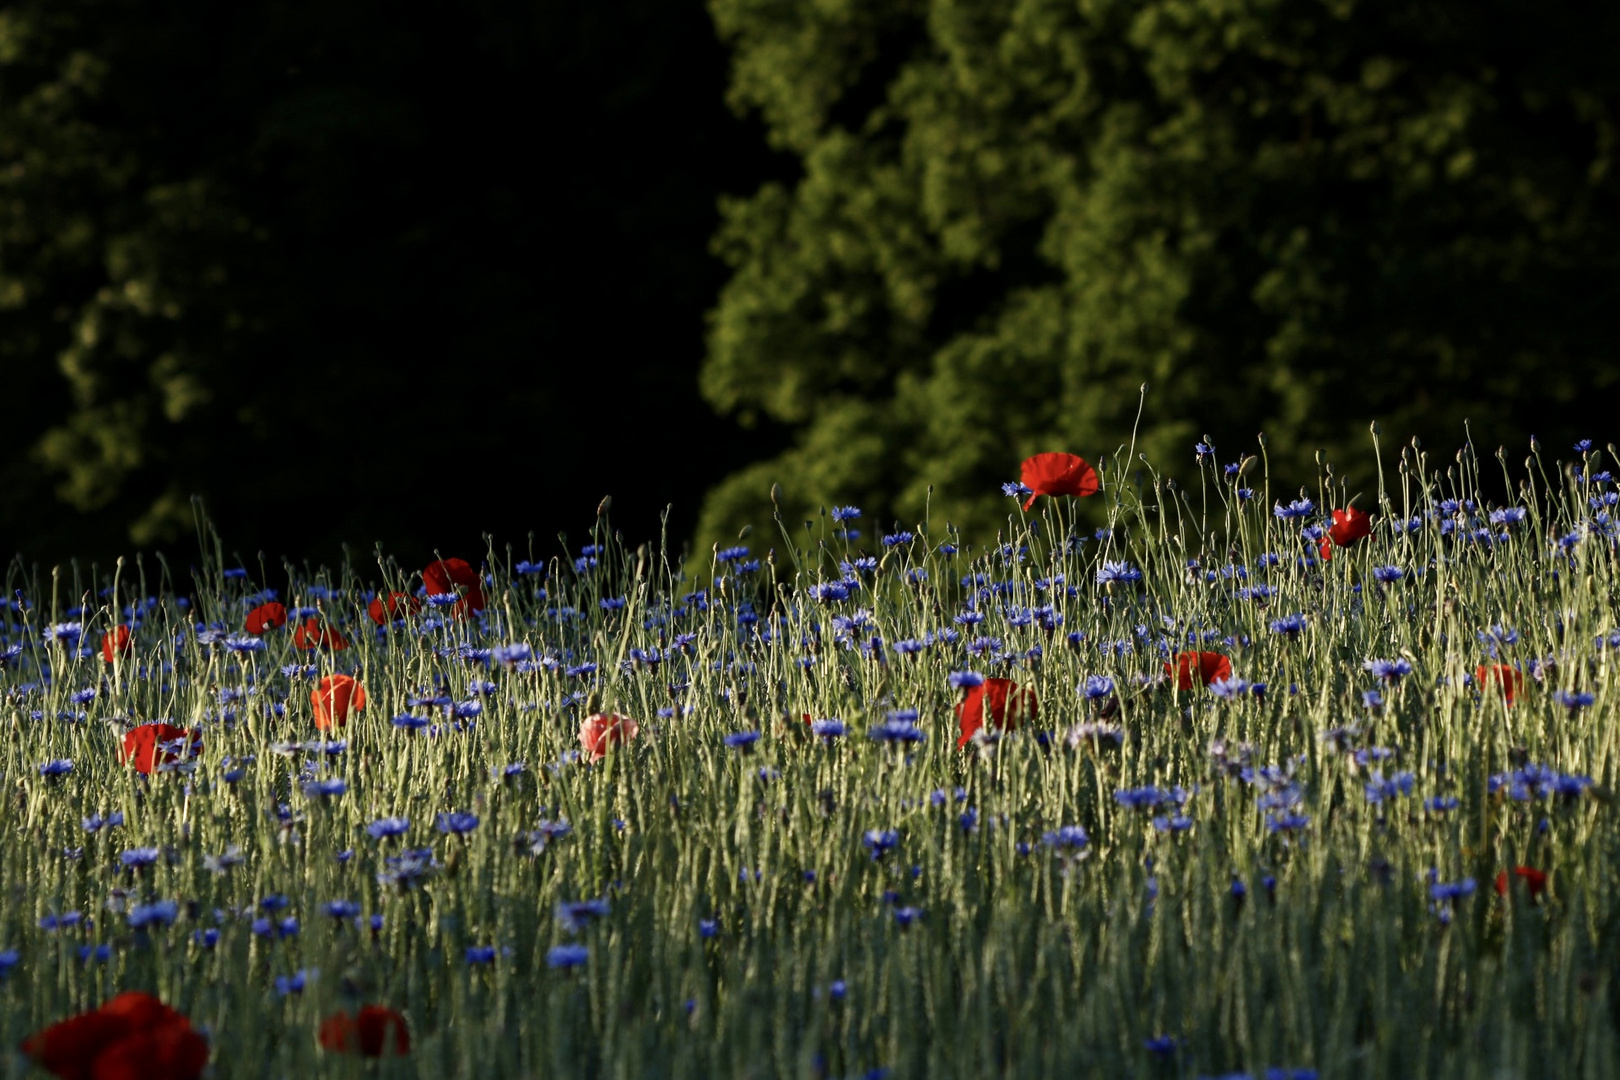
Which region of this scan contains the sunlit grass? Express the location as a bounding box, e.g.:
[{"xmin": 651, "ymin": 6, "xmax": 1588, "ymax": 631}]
[{"xmin": 2, "ymin": 434, "xmax": 1619, "ymax": 1079}]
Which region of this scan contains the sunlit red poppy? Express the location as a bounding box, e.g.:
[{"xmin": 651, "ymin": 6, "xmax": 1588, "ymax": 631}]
[
  {"xmin": 1476, "ymin": 664, "xmax": 1524, "ymax": 705},
  {"xmin": 1165, "ymin": 651, "xmax": 1232, "ymax": 690},
  {"xmin": 312, "ymin": 674, "xmax": 366, "ymax": 731},
  {"xmin": 293, "ymin": 617, "xmax": 349, "ymax": 652},
  {"xmin": 423, "ymin": 557, "xmax": 487, "ymax": 619},
  {"xmin": 22, "ymin": 991, "xmax": 208, "ymax": 1080},
  {"xmin": 101, "ymin": 625, "xmax": 133, "ymax": 663},
  {"xmin": 367, "ymin": 591, "xmax": 421, "ymax": 626},
  {"xmin": 1494, "ymin": 865, "xmax": 1547, "ymax": 900},
  {"xmin": 120, "ymin": 723, "xmax": 200, "ymax": 775},
  {"xmin": 1019, "ymin": 453, "xmax": 1100, "ymax": 512},
  {"xmin": 578, "ymin": 713, "xmax": 639, "ymax": 762},
  {"xmin": 956, "ymin": 678, "xmax": 1038, "ymax": 747},
  {"xmin": 244, "ymin": 602, "xmax": 288, "ymax": 636},
  {"xmin": 1317, "ymin": 508, "xmax": 1373, "ymax": 560},
  {"xmin": 318, "ymin": 1005, "xmax": 410, "ymax": 1057}
]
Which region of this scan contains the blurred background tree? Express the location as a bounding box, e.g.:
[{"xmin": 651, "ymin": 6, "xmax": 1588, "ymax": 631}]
[
  {"xmin": 697, "ymin": 0, "xmax": 1620, "ymax": 550},
  {"xmin": 2, "ymin": 0, "xmax": 1618, "ymax": 570},
  {"xmin": 0, "ymin": 0, "xmax": 787, "ymax": 569}
]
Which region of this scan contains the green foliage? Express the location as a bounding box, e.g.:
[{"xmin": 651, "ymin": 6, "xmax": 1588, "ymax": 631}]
[
  {"xmin": 700, "ymin": 0, "xmax": 1620, "ymax": 550},
  {"xmin": 0, "ymin": 0, "xmax": 767, "ymax": 563}
]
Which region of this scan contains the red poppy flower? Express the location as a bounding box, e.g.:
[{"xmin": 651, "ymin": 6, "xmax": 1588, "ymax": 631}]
[
  {"xmin": 101, "ymin": 625, "xmax": 134, "ymax": 663},
  {"xmin": 578, "ymin": 713, "xmax": 639, "ymax": 761},
  {"xmin": 22, "ymin": 991, "xmax": 208, "ymax": 1080},
  {"xmin": 367, "ymin": 591, "xmax": 421, "ymax": 626},
  {"xmin": 1476, "ymin": 664, "xmax": 1524, "ymax": 705},
  {"xmin": 244, "ymin": 602, "xmax": 288, "ymax": 636},
  {"xmin": 1165, "ymin": 651, "xmax": 1232, "ymax": 690},
  {"xmin": 1494, "ymin": 865, "xmax": 1548, "ymax": 899},
  {"xmin": 293, "ymin": 618, "xmax": 349, "ymax": 652},
  {"xmin": 1317, "ymin": 508, "xmax": 1373, "ymax": 560},
  {"xmin": 423, "ymin": 558, "xmax": 487, "ymax": 618},
  {"xmin": 120, "ymin": 723, "xmax": 200, "ymax": 775},
  {"xmin": 318, "ymin": 1005, "xmax": 411, "ymax": 1057},
  {"xmin": 312, "ymin": 674, "xmax": 366, "ymax": 731},
  {"xmin": 1018, "ymin": 453, "xmax": 1100, "ymax": 512},
  {"xmin": 956, "ymin": 678, "xmax": 1038, "ymax": 747}
]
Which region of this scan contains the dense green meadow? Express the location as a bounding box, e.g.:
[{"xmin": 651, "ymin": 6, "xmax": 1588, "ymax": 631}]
[{"xmin": 3, "ymin": 438, "xmax": 1620, "ymax": 1079}]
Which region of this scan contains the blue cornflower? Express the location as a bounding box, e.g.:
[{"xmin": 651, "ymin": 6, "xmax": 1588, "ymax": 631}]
[
  {"xmin": 39, "ymin": 912, "xmax": 83, "ymax": 931},
  {"xmin": 273, "ymin": 970, "xmax": 312, "ymax": 996},
  {"xmin": 37, "ymin": 759, "xmax": 73, "ymax": 777},
  {"xmin": 1490, "ymin": 507, "xmax": 1528, "ymax": 526},
  {"xmin": 948, "ymin": 670, "xmax": 985, "ymax": 689},
  {"xmin": 1556, "ymin": 691, "xmax": 1595, "ymax": 710},
  {"xmin": 491, "ymin": 642, "xmax": 533, "ymax": 666},
  {"xmin": 1371, "ymin": 565, "xmax": 1404, "ymax": 584},
  {"xmin": 547, "ymin": 944, "xmax": 590, "ymax": 969},
  {"xmin": 1096, "ymin": 561, "xmax": 1143, "ymax": 585},
  {"xmin": 555, "ymin": 898, "xmax": 611, "ymax": 934},
  {"xmin": 716, "ymin": 545, "xmax": 750, "ymax": 562},
  {"xmin": 1273, "ymin": 498, "xmax": 1316, "ymax": 520},
  {"xmin": 1144, "ymin": 1035, "xmax": 1178, "ymax": 1058},
  {"xmin": 1269, "ymin": 613, "xmax": 1308, "ymax": 637},
  {"xmin": 323, "ymin": 900, "xmax": 361, "ymax": 919},
  {"xmin": 1266, "ymin": 813, "xmax": 1310, "ymax": 832},
  {"xmin": 466, "ymin": 946, "xmax": 498, "ymax": 965},
  {"xmin": 1363, "ymin": 772, "xmax": 1415, "ymax": 804},
  {"xmin": 1002, "ymin": 481, "xmax": 1035, "ymax": 499},
  {"xmin": 881, "ymin": 531, "xmax": 914, "ymax": 546},
  {"xmin": 367, "ymin": 817, "xmax": 411, "ymax": 840},
  {"xmin": 892, "ymin": 906, "xmax": 924, "ymax": 928},
  {"xmin": 1041, "ymin": 825, "xmax": 1089, "ymax": 852},
  {"xmin": 1208, "ymin": 676, "xmax": 1259, "ymax": 700},
  {"xmin": 392, "ymin": 714, "xmax": 431, "ymax": 731},
  {"xmin": 302, "ymin": 778, "xmax": 347, "ymax": 799},
  {"xmin": 436, "ymin": 812, "xmax": 479, "ymax": 835},
  {"xmin": 1425, "ymin": 796, "xmax": 1460, "ymax": 813},
  {"xmin": 868, "ymin": 718, "xmax": 925, "ymax": 744},
  {"xmin": 1429, "ymin": 878, "xmax": 1477, "ymax": 901},
  {"xmin": 1364, "ymin": 658, "xmax": 1412, "ymax": 681},
  {"xmin": 699, "ymin": 918, "xmax": 719, "ymax": 939},
  {"xmin": 127, "ymin": 900, "xmax": 178, "ymax": 929},
  {"xmin": 1362, "ymin": 689, "xmax": 1385, "ymax": 710},
  {"xmin": 82, "ymin": 811, "xmax": 124, "ymax": 832},
  {"xmin": 863, "ymin": 830, "xmax": 900, "ymax": 859},
  {"xmin": 811, "ymin": 719, "xmax": 846, "ymax": 741},
  {"xmin": 120, "ymin": 847, "xmax": 160, "ymax": 869},
  {"xmin": 830, "ymin": 506, "xmax": 862, "ymax": 522},
  {"xmin": 723, "ymin": 731, "xmax": 761, "ymax": 751},
  {"xmin": 1079, "ymin": 675, "xmax": 1115, "ymax": 700}
]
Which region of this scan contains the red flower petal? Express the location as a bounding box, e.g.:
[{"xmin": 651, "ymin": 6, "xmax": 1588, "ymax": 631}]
[
  {"xmin": 244, "ymin": 603, "xmax": 288, "ymax": 636},
  {"xmin": 312, "ymin": 675, "xmax": 366, "ymax": 731},
  {"xmin": 120, "ymin": 724, "xmax": 200, "ymax": 776},
  {"xmin": 1476, "ymin": 663, "xmax": 1523, "ymax": 705},
  {"xmin": 293, "ymin": 618, "xmax": 349, "ymax": 652},
  {"xmin": 367, "ymin": 592, "xmax": 421, "ymax": 626},
  {"xmin": 1164, "ymin": 652, "xmax": 1232, "ymax": 690},
  {"xmin": 319, "ymin": 1006, "xmax": 410, "ymax": 1057},
  {"xmin": 956, "ymin": 678, "xmax": 1038, "ymax": 748},
  {"xmin": 23, "ymin": 993, "xmax": 204, "ymax": 1080},
  {"xmin": 423, "ymin": 557, "xmax": 479, "ymax": 596},
  {"xmin": 101, "ymin": 626, "xmax": 133, "ymax": 663},
  {"xmin": 1018, "ymin": 453, "xmax": 1099, "ymax": 512},
  {"xmin": 578, "ymin": 713, "xmax": 639, "ymax": 761},
  {"xmin": 1319, "ymin": 508, "xmax": 1373, "ymax": 560}
]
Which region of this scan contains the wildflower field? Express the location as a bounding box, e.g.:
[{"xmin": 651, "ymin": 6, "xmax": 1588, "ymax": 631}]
[{"xmin": 4, "ymin": 438, "xmax": 1620, "ymax": 1080}]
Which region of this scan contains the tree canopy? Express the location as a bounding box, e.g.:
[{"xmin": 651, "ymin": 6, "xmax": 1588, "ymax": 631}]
[
  {"xmin": 0, "ymin": 0, "xmax": 780, "ymax": 566},
  {"xmin": 699, "ymin": 0, "xmax": 1620, "ymax": 547}
]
